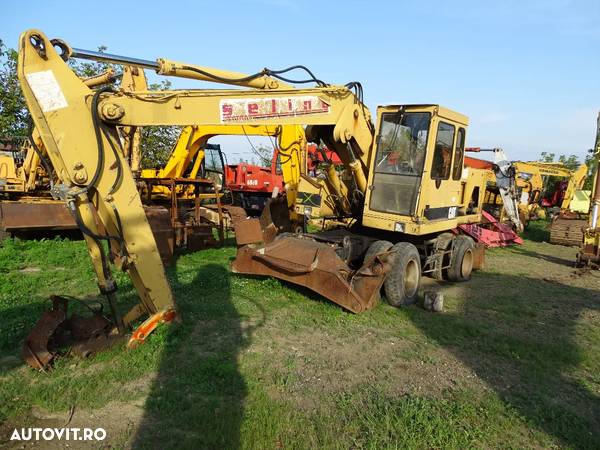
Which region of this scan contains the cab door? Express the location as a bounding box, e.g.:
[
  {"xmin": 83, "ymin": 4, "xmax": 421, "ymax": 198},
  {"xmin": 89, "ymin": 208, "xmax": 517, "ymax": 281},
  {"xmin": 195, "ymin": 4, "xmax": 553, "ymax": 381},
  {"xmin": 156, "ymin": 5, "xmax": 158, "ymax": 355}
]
[{"xmin": 417, "ymin": 118, "xmax": 466, "ymax": 220}]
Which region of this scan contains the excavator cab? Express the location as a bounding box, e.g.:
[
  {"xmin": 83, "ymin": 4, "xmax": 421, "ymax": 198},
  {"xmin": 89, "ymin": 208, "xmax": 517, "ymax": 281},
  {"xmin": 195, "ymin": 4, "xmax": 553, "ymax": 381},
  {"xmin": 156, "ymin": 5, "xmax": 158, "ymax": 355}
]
[
  {"xmin": 197, "ymin": 143, "xmax": 226, "ymax": 189},
  {"xmin": 363, "ymin": 105, "xmax": 483, "ymax": 235}
]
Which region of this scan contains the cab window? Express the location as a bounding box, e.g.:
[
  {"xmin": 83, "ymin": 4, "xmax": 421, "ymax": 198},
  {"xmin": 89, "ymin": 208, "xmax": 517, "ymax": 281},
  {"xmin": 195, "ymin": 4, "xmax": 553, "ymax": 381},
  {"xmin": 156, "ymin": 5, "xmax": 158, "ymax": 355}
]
[
  {"xmin": 431, "ymin": 121, "xmax": 455, "ymax": 180},
  {"xmin": 452, "ymin": 127, "xmax": 465, "ymax": 180},
  {"xmin": 374, "ymin": 112, "xmax": 430, "ymax": 175}
]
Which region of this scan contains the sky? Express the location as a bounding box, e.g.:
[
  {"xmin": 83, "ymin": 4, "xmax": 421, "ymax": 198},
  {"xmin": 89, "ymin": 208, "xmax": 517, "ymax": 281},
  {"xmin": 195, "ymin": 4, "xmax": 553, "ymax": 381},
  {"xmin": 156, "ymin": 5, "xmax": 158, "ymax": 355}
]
[{"xmin": 2, "ymin": 0, "xmax": 599, "ymax": 163}]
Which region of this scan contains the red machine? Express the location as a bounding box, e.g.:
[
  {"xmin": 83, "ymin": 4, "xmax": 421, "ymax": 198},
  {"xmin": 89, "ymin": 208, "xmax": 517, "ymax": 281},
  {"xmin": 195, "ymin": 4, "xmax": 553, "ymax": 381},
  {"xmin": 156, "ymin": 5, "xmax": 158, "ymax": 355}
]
[
  {"xmin": 225, "ymin": 153, "xmax": 284, "ymax": 215},
  {"xmin": 224, "ymin": 144, "xmax": 341, "ymax": 215},
  {"xmin": 307, "ymin": 143, "xmax": 342, "ymax": 174}
]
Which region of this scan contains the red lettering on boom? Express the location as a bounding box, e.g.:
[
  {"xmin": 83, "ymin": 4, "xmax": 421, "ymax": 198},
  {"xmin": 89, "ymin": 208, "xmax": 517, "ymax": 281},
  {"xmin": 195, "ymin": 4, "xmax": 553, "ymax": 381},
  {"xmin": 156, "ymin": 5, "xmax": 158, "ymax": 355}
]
[{"xmin": 222, "ymin": 104, "xmax": 233, "ymax": 118}]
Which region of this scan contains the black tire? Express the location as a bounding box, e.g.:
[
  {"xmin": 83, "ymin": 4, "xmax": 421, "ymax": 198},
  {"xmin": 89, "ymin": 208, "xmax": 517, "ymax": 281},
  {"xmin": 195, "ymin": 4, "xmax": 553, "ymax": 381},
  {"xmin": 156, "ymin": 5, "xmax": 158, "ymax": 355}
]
[
  {"xmin": 293, "ymin": 216, "xmax": 307, "ymax": 234},
  {"xmin": 363, "ymin": 240, "xmax": 393, "ymax": 264},
  {"xmin": 384, "ymin": 242, "xmax": 421, "ymax": 307},
  {"xmin": 363, "ymin": 240, "xmax": 393, "ymax": 303},
  {"xmin": 446, "ymin": 235, "xmax": 475, "ymax": 282}
]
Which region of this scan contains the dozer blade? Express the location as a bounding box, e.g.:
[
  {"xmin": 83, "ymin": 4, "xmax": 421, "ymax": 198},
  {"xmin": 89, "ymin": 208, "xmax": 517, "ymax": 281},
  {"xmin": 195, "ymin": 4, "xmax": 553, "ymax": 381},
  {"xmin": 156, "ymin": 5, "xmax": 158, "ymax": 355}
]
[{"xmin": 232, "ymin": 235, "xmax": 392, "ymax": 313}]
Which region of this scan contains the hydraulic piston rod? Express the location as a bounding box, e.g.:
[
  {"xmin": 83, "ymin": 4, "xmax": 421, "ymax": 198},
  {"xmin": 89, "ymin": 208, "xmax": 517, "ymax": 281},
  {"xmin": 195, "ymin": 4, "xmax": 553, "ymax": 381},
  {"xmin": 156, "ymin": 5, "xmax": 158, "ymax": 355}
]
[
  {"xmin": 71, "ymin": 48, "xmax": 159, "ymax": 70},
  {"xmin": 70, "ymin": 48, "xmax": 290, "ymax": 90}
]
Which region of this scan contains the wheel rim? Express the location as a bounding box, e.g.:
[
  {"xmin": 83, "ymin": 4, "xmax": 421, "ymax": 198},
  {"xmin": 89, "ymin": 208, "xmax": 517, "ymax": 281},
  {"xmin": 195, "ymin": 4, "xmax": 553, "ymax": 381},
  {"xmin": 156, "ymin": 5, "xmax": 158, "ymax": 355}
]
[
  {"xmin": 461, "ymin": 248, "xmax": 473, "ymax": 277},
  {"xmin": 404, "ymin": 259, "xmax": 419, "ymax": 297}
]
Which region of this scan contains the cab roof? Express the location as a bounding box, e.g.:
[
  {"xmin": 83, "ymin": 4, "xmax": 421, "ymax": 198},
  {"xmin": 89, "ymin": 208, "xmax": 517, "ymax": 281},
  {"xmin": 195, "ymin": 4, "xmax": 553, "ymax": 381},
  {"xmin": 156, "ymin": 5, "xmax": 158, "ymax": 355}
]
[{"xmin": 378, "ymin": 104, "xmax": 469, "ymax": 126}]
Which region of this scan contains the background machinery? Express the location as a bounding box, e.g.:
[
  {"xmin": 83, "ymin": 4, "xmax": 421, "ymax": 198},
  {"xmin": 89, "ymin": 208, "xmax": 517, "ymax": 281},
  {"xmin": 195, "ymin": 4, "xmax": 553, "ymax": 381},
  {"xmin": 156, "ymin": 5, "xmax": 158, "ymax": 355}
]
[
  {"xmin": 224, "ymin": 143, "xmax": 340, "ymax": 216},
  {"xmin": 512, "ymin": 161, "xmax": 589, "ymax": 245},
  {"xmin": 578, "ymin": 112, "xmax": 600, "ymax": 268},
  {"xmin": 0, "ymin": 134, "xmax": 77, "ymax": 237}
]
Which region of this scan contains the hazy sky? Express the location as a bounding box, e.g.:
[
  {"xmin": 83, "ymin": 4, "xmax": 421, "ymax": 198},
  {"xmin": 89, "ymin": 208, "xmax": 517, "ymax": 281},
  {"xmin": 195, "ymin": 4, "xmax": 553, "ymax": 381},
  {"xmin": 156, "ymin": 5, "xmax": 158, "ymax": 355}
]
[{"xmin": 2, "ymin": 0, "xmax": 599, "ymax": 163}]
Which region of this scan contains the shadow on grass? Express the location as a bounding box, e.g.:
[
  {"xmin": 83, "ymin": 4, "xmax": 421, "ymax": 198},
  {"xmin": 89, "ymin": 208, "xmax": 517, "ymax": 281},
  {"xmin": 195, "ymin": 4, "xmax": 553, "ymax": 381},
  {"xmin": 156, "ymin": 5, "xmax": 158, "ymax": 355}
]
[
  {"xmin": 408, "ymin": 271, "xmax": 600, "ymax": 449},
  {"xmin": 133, "ymin": 263, "xmax": 259, "ymax": 449},
  {"xmin": 508, "ymin": 245, "xmax": 577, "ymax": 267}
]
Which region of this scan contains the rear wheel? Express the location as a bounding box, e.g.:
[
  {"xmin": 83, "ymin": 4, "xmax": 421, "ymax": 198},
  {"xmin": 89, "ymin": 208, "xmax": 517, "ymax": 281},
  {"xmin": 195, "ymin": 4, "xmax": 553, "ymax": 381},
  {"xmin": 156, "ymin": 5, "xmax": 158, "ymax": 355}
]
[
  {"xmin": 446, "ymin": 235, "xmax": 475, "ymax": 281},
  {"xmin": 384, "ymin": 242, "xmax": 421, "ymax": 307}
]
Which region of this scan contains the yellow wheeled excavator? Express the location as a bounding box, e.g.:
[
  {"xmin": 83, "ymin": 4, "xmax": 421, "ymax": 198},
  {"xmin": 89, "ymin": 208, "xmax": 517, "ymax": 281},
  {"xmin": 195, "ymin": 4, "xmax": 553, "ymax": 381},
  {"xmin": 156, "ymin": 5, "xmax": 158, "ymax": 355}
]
[
  {"xmin": 18, "ymin": 29, "xmax": 501, "ymax": 368},
  {"xmin": 18, "ymin": 32, "xmax": 177, "ymax": 369}
]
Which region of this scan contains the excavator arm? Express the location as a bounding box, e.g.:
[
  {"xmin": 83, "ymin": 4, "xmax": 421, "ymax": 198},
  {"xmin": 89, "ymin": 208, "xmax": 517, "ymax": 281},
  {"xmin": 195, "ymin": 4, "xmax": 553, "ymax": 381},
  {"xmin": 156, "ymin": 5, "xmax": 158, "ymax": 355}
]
[{"xmin": 18, "ymin": 30, "xmax": 176, "ymax": 368}]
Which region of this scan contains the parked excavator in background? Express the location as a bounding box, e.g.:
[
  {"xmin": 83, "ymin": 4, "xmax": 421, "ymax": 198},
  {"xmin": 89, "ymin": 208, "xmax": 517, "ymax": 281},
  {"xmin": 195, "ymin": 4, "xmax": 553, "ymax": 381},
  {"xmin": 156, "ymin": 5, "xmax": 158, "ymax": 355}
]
[
  {"xmin": 224, "ymin": 143, "xmax": 342, "ymax": 216},
  {"xmin": 0, "ymin": 134, "xmax": 77, "ymax": 237},
  {"xmin": 577, "ymin": 111, "xmax": 600, "ymax": 268},
  {"xmin": 0, "ymin": 65, "xmax": 146, "ymax": 240},
  {"xmin": 511, "ymin": 161, "xmax": 589, "ymax": 245},
  {"xmin": 16, "ymin": 29, "xmax": 528, "ymax": 368}
]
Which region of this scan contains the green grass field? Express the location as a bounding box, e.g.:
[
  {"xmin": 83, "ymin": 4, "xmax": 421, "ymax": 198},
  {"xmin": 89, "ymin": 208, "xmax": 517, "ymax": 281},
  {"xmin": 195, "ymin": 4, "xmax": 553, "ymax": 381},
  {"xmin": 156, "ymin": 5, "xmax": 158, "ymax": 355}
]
[{"xmin": 0, "ymin": 222, "xmax": 599, "ymax": 449}]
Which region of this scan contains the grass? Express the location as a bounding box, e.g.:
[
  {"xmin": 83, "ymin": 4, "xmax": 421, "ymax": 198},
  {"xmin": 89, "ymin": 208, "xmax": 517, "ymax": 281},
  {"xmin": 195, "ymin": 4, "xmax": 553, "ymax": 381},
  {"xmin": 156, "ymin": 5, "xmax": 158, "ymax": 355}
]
[{"xmin": 0, "ymin": 226, "xmax": 599, "ymax": 449}]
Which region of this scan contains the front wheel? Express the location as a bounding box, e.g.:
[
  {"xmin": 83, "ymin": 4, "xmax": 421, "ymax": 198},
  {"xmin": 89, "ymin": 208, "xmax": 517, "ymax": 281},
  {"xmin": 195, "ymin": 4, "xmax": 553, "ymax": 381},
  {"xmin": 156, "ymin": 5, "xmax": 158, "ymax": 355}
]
[
  {"xmin": 384, "ymin": 242, "xmax": 421, "ymax": 307},
  {"xmin": 363, "ymin": 240, "xmax": 393, "ymax": 303},
  {"xmin": 445, "ymin": 235, "xmax": 475, "ymax": 281}
]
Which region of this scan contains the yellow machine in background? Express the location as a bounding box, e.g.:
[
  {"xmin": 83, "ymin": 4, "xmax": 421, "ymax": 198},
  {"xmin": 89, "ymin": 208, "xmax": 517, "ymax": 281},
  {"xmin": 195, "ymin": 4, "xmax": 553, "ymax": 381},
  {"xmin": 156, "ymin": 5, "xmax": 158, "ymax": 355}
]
[
  {"xmin": 0, "ymin": 65, "xmax": 147, "ymax": 239},
  {"xmin": 512, "ymin": 161, "xmax": 589, "ymax": 245},
  {"xmin": 0, "ymin": 134, "xmax": 77, "ymax": 236},
  {"xmin": 578, "ymin": 112, "xmax": 600, "ymax": 268},
  {"xmin": 140, "ymin": 124, "xmax": 305, "ymax": 218},
  {"xmin": 513, "ymin": 161, "xmax": 588, "ymax": 214}
]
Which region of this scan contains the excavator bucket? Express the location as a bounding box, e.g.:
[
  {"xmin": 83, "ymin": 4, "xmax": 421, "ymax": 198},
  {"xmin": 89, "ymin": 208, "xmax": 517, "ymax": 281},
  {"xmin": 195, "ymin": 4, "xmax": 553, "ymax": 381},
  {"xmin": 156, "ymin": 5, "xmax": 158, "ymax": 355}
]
[
  {"xmin": 22, "ymin": 296, "xmax": 116, "ymax": 370},
  {"xmin": 230, "ymin": 195, "xmax": 293, "ymax": 246},
  {"xmin": 259, "ymin": 195, "xmax": 293, "ymax": 242},
  {"xmin": 231, "ymin": 235, "xmax": 392, "ymax": 313}
]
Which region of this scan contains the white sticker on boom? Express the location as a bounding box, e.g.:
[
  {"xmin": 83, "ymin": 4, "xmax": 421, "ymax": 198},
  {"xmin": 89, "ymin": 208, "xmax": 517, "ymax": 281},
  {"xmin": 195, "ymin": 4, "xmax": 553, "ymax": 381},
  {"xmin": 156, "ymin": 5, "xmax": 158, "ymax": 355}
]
[{"xmin": 25, "ymin": 70, "xmax": 68, "ymax": 112}]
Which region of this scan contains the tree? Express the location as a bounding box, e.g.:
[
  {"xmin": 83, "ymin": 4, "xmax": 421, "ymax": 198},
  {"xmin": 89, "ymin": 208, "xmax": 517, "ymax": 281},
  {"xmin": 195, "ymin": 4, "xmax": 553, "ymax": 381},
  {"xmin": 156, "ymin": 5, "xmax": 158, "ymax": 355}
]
[
  {"xmin": 139, "ymin": 80, "xmax": 181, "ymax": 169},
  {"xmin": 251, "ymin": 144, "xmax": 274, "ymax": 166},
  {"xmin": 539, "ymin": 151, "xmax": 580, "ymax": 171},
  {"xmin": 0, "ymin": 40, "xmax": 29, "ymax": 137}
]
